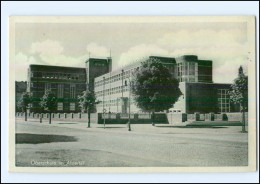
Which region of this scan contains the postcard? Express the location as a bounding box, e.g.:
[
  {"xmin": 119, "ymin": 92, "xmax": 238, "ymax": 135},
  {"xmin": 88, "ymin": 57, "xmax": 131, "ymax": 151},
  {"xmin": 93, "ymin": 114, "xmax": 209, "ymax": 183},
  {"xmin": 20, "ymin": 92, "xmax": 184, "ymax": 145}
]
[{"xmin": 9, "ymin": 16, "xmax": 256, "ymax": 173}]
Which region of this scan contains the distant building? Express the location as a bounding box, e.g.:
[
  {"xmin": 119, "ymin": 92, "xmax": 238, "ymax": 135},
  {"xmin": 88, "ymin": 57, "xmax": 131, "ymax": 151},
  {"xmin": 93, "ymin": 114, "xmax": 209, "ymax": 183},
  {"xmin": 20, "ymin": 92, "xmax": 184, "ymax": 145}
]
[
  {"xmin": 15, "ymin": 81, "xmax": 27, "ymax": 112},
  {"xmin": 27, "ymin": 65, "xmax": 86, "ymax": 113}
]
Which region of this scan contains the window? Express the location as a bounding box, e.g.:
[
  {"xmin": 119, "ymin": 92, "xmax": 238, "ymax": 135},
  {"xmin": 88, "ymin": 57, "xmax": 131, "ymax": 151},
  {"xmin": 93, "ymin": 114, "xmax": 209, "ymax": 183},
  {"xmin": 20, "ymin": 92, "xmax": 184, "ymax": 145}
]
[
  {"xmin": 45, "ymin": 83, "xmax": 51, "ymax": 91},
  {"xmin": 57, "ymin": 84, "xmax": 64, "ymax": 98},
  {"xmin": 217, "ymin": 89, "xmax": 231, "ymax": 113},
  {"xmin": 70, "ymin": 103, "xmax": 75, "ymax": 111},
  {"xmin": 189, "ymin": 62, "xmax": 195, "ymax": 75},
  {"xmin": 70, "ymin": 84, "xmax": 76, "ymax": 98},
  {"xmin": 57, "ymin": 102, "xmax": 63, "ymax": 111}
]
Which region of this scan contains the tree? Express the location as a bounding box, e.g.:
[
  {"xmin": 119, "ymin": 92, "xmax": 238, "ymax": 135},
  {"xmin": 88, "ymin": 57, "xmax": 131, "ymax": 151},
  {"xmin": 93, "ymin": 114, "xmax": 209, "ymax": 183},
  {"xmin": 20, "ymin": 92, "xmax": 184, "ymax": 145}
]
[
  {"xmin": 228, "ymin": 66, "xmax": 248, "ymax": 132},
  {"xmin": 17, "ymin": 92, "xmax": 32, "ymax": 121},
  {"xmin": 39, "ymin": 89, "xmax": 57, "ymax": 124},
  {"xmin": 131, "ymin": 58, "xmax": 182, "ymax": 126},
  {"xmin": 78, "ymin": 90, "xmax": 100, "ymax": 128}
]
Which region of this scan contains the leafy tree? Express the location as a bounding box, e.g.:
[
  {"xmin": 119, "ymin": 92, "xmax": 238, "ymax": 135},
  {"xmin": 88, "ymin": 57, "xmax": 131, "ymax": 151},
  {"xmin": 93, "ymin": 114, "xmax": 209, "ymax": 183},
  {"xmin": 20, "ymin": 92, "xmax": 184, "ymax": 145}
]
[
  {"xmin": 17, "ymin": 92, "xmax": 32, "ymax": 121},
  {"xmin": 78, "ymin": 90, "xmax": 100, "ymax": 128},
  {"xmin": 39, "ymin": 89, "xmax": 57, "ymax": 124},
  {"xmin": 228, "ymin": 66, "xmax": 248, "ymax": 132},
  {"xmin": 131, "ymin": 58, "xmax": 182, "ymax": 126}
]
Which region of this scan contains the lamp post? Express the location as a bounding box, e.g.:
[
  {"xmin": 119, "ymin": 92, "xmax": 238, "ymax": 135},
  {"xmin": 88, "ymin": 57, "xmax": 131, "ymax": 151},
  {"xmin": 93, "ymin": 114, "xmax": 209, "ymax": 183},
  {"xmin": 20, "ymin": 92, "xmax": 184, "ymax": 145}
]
[
  {"xmin": 125, "ymin": 73, "xmax": 132, "ymax": 131},
  {"xmin": 103, "ymin": 76, "xmax": 106, "ymax": 129},
  {"xmin": 121, "ymin": 69, "xmax": 124, "ymax": 98}
]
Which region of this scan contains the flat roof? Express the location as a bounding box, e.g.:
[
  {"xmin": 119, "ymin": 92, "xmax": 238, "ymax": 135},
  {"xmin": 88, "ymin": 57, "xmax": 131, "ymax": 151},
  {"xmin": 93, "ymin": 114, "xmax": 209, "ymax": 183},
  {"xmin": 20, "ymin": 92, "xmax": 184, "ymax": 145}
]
[{"xmin": 29, "ymin": 64, "xmax": 85, "ymax": 69}]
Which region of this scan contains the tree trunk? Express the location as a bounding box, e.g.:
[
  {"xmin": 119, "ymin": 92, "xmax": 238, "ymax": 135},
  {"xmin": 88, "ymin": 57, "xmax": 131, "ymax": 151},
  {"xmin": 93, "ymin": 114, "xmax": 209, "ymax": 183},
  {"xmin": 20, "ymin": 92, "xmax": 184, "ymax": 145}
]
[
  {"xmin": 240, "ymin": 103, "xmax": 246, "ymax": 133},
  {"xmin": 49, "ymin": 112, "xmax": 51, "ymax": 124},
  {"xmin": 25, "ymin": 111, "xmax": 27, "ymax": 121},
  {"xmin": 152, "ymin": 111, "xmax": 155, "ymax": 126},
  {"xmin": 40, "ymin": 114, "xmax": 42, "ymax": 123},
  {"xmin": 88, "ymin": 112, "xmax": 91, "ymax": 128},
  {"xmin": 242, "ymin": 111, "xmax": 246, "ymax": 132}
]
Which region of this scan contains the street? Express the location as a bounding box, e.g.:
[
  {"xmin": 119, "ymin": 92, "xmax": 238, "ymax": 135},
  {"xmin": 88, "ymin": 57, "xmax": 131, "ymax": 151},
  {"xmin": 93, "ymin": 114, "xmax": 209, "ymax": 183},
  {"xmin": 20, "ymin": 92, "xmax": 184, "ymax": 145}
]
[{"xmin": 15, "ymin": 119, "xmax": 248, "ymax": 167}]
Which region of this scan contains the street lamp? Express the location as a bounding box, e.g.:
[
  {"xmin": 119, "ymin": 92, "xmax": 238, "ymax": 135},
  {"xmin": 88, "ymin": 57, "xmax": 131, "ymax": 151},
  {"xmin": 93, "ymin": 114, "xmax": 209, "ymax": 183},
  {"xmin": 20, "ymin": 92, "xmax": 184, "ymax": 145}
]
[
  {"xmin": 103, "ymin": 76, "xmax": 106, "ymax": 129},
  {"xmin": 125, "ymin": 72, "xmax": 132, "ymax": 131},
  {"xmin": 121, "ymin": 69, "xmax": 124, "ymax": 98}
]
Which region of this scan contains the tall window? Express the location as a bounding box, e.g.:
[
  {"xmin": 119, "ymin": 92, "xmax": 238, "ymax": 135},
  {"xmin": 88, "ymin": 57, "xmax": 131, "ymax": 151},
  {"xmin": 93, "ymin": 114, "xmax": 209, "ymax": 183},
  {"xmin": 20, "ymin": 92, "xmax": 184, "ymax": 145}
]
[
  {"xmin": 218, "ymin": 89, "xmax": 230, "ymax": 113},
  {"xmin": 57, "ymin": 102, "xmax": 63, "ymax": 111},
  {"xmin": 177, "ymin": 62, "xmax": 198, "ymax": 82},
  {"xmin": 70, "ymin": 103, "xmax": 75, "ymax": 111},
  {"xmin": 45, "ymin": 83, "xmax": 51, "ymax": 91},
  {"xmin": 57, "ymin": 84, "xmax": 64, "ymax": 98},
  {"xmin": 70, "ymin": 84, "xmax": 76, "ymax": 98},
  {"xmin": 189, "ymin": 62, "xmax": 195, "ymax": 75}
]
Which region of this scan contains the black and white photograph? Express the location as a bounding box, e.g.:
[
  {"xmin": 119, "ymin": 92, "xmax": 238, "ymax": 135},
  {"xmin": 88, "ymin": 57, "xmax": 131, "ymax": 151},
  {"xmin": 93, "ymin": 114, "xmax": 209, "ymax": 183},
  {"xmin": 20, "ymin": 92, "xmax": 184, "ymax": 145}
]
[{"xmin": 8, "ymin": 16, "xmax": 256, "ymax": 173}]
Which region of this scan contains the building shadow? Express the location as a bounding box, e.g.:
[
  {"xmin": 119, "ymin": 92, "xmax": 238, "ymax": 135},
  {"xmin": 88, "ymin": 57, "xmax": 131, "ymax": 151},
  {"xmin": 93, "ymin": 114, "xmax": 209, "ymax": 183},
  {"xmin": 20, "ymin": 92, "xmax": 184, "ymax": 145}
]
[
  {"xmin": 155, "ymin": 125, "xmax": 227, "ymax": 129},
  {"xmin": 58, "ymin": 123, "xmax": 78, "ymax": 124},
  {"xmin": 96, "ymin": 127, "xmax": 125, "ymax": 129},
  {"xmin": 16, "ymin": 133, "xmax": 78, "ymax": 144}
]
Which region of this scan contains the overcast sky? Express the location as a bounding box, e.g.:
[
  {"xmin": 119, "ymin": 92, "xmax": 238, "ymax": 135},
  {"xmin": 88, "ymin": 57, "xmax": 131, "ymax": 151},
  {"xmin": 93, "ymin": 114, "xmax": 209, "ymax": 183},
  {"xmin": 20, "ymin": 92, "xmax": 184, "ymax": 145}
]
[{"xmin": 14, "ymin": 21, "xmax": 249, "ymax": 83}]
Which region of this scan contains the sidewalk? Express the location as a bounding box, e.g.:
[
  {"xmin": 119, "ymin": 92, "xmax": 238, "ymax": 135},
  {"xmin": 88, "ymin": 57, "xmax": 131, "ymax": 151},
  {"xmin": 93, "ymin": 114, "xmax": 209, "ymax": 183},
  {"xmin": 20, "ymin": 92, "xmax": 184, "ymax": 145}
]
[{"xmin": 16, "ymin": 118, "xmax": 246, "ymax": 135}]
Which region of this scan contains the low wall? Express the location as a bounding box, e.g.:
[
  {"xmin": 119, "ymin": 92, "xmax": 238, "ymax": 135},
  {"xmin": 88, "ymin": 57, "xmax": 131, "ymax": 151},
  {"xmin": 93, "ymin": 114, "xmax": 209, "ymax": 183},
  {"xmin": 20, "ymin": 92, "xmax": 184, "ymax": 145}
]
[
  {"xmin": 225, "ymin": 112, "xmax": 248, "ymax": 123},
  {"xmin": 167, "ymin": 113, "xmax": 187, "ymax": 124}
]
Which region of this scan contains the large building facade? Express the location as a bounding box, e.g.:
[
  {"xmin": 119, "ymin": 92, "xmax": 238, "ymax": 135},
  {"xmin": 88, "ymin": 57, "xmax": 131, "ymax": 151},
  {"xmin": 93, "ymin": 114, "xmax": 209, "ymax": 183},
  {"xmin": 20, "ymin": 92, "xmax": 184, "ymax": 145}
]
[
  {"xmin": 93, "ymin": 55, "xmax": 237, "ymax": 114},
  {"xmin": 25, "ymin": 54, "xmax": 238, "ymax": 114},
  {"xmin": 94, "ymin": 56, "xmax": 177, "ymax": 113},
  {"xmin": 27, "ymin": 65, "xmax": 86, "ymax": 113}
]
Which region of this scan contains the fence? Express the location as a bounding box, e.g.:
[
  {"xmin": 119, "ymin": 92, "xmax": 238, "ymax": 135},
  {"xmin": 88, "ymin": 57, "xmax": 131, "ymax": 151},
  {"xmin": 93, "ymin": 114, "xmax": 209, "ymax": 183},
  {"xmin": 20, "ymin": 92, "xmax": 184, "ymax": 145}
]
[
  {"xmin": 16, "ymin": 112, "xmax": 98, "ymax": 123},
  {"xmin": 16, "ymin": 112, "xmax": 168, "ymax": 124},
  {"xmin": 16, "ymin": 112, "xmax": 247, "ymax": 125}
]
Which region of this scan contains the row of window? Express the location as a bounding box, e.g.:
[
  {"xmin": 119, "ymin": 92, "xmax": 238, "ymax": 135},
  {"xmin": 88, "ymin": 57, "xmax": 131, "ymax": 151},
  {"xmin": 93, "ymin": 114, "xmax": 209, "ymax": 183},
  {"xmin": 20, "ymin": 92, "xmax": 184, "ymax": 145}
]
[
  {"xmin": 96, "ymin": 99, "xmax": 134, "ymax": 107},
  {"xmin": 95, "ymin": 85, "xmax": 129, "ymax": 97},
  {"xmin": 31, "ymin": 72, "xmax": 83, "ymax": 80},
  {"xmin": 57, "ymin": 102, "xmax": 75, "ymax": 111},
  {"xmin": 177, "ymin": 62, "xmax": 197, "ymax": 77},
  {"xmin": 177, "ymin": 62, "xmax": 198, "ymax": 82},
  {"xmin": 30, "ymin": 83, "xmax": 77, "ymax": 99},
  {"xmin": 94, "ymin": 69, "xmax": 135, "ymax": 87}
]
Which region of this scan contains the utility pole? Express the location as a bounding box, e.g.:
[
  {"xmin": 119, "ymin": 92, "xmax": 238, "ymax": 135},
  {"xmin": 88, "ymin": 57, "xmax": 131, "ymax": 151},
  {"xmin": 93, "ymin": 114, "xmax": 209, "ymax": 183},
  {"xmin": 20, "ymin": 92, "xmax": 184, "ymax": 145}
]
[
  {"xmin": 103, "ymin": 76, "xmax": 106, "ymax": 129},
  {"xmin": 109, "ymin": 50, "xmax": 112, "ymax": 113},
  {"xmin": 121, "ymin": 69, "xmax": 124, "ymax": 98},
  {"xmin": 125, "ymin": 72, "xmax": 132, "ymax": 131}
]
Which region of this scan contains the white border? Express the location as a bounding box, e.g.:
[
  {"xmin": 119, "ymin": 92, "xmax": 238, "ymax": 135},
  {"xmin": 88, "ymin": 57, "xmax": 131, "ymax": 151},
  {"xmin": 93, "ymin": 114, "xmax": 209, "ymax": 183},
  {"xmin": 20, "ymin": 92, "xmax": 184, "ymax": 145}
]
[{"xmin": 2, "ymin": 1, "xmax": 259, "ymax": 183}]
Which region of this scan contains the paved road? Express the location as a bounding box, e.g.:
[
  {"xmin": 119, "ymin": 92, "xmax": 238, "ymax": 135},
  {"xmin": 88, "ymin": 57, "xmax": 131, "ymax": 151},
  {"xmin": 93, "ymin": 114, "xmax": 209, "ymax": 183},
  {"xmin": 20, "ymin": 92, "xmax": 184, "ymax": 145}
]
[{"xmin": 15, "ymin": 120, "xmax": 248, "ymax": 167}]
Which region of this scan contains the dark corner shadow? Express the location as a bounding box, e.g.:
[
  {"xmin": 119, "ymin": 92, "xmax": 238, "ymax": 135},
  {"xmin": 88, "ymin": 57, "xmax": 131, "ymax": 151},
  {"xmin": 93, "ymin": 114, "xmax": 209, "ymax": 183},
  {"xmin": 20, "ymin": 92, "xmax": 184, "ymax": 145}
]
[
  {"xmin": 16, "ymin": 133, "xmax": 78, "ymax": 144},
  {"xmin": 155, "ymin": 125, "xmax": 228, "ymax": 129},
  {"xmin": 58, "ymin": 123, "xmax": 78, "ymax": 124}
]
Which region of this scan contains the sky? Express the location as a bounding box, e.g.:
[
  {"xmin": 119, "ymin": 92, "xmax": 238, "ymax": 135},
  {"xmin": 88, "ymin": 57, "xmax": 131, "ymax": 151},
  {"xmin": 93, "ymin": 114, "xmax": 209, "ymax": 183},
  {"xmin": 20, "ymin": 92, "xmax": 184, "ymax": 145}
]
[{"xmin": 14, "ymin": 21, "xmax": 249, "ymax": 83}]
